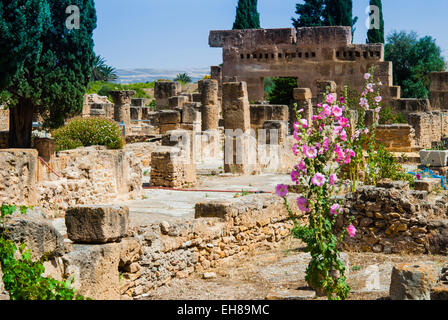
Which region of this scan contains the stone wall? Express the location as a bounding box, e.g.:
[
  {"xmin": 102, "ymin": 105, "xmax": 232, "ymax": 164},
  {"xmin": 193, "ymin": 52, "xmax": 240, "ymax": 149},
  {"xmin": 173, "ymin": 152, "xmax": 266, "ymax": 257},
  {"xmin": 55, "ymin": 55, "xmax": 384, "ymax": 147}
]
[
  {"xmin": 150, "ymin": 146, "xmax": 196, "ymax": 188},
  {"xmin": 0, "ymin": 131, "xmax": 8, "ymax": 148},
  {"xmin": 430, "ymin": 72, "xmax": 448, "ymax": 110},
  {"xmin": 250, "ymin": 104, "xmax": 289, "ymax": 132},
  {"xmin": 210, "ymin": 26, "xmax": 397, "ymax": 104},
  {"xmin": 124, "ymin": 193, "xmax": 299, "ymax": 298},
  {"xmin": 376, "ymin": 124, "xmax": 416, "ymax": 152},
  {"xmin": 0, "ymin": 149, "xmax": 38, "ymax": 206},
  {"xmin": 342, "ymin": 183, "xmax": 448, "ymax": 255},
  {"xmin": 155, "ymin": 81, "xmax": 181, "ymax": 110},
  {"xmin": 0, "ymin": 109, "xmax": 9, "ymax": 131},
  {"xmin": 408, "ymin": 112, "xmax": 448, "ymax": 148},
  {"xmin": 37, "ymin": 146, "xmax": 143, "ymax": 211}
]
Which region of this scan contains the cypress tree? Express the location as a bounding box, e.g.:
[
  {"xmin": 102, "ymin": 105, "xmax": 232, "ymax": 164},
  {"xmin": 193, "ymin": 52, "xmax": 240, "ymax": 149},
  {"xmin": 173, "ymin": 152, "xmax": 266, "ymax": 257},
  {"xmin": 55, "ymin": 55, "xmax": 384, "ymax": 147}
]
[
  {"xmin": 233, "ymin": 0, "xmax": 260, "ymax": 30},
  {"xmin": 0, "ymin": 0, "xmax": 97, "ymax": 148},
  {"xmin": 367, "ymin": 0, "xmax": 384, "ymax": 44},
  {"xmin": 292, "ymin": 0, "xmax": 326, "ymax": 28},
  {"xmin": 323, "ymin": 0, "xmax": 358, "ymax": 38}
]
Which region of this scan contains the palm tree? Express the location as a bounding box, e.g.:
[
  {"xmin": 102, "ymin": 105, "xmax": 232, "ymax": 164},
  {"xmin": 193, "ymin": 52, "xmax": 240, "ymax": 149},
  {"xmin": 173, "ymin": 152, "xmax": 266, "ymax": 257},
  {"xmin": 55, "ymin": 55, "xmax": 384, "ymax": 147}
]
[
  {"xmin": 91, "ymin": 55, "xmax": 118, "ymax": 82},
  {"xmin": 174, "ymin": 73, "xmax": 192, "ymax": 84}
]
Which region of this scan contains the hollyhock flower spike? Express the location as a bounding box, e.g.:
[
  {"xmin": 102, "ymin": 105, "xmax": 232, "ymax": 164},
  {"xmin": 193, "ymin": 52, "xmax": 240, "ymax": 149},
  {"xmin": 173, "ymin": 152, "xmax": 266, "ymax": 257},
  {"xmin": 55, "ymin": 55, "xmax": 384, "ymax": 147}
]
[{"xmin": 330, "ymin": 203, "xmax": 341, "ymax": 215}]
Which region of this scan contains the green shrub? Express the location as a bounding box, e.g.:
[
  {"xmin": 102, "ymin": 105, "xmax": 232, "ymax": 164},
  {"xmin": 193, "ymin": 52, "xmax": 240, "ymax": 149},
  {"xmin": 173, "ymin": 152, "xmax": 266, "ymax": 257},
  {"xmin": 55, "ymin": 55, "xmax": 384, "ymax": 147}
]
[
  {"xmin": 0, "ymin": 205, "xmax": 87, "ymax": 300},
  {"xmin": 379, "ymin": 106, "xmax": 406, "ymax": 124},
  {"xmin": 86, "ymin": 81, "xmax": 155, "ymax": 102},
  {"xmin": 53, "ymin": 117, "xmax": 124, "ymax": 151}
]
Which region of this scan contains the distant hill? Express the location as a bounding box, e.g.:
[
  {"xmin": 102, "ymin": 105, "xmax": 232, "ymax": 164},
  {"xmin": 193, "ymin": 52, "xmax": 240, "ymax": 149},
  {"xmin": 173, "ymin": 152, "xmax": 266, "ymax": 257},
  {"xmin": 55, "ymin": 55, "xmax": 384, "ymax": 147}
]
[{"xmin": 114, "ymin": 67, "xmax": 210, "ymax": 84}]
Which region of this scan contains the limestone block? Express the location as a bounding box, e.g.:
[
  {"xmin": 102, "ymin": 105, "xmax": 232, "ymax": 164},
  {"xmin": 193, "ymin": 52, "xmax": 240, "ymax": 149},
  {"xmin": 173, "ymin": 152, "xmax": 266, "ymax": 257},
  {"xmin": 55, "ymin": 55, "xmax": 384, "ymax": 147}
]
[
  {"xmin": 33, "ymin": 137, "xmax": 56, "ymax": 162},
  {"xmin": 293, "ymin": 88, "xmax": 312, "ymax": 100},
  {"xmin": 119, "ymin": 238, "xmax": 143, "ymax": 268},
  {"xmin": 420, "ymin": 150, "xmax": 448, "ymax": 167},
  {"xmin": 159, "ymin": 110, "xmax": 181, "ymax": 125},
  {"xmin": 2, "ymin": 209, "xmax": 65, "ymax": 261},
  {"xmin": 0, "ymin": 149, "xmax": 38, "ymax": 206},
  {"xmin": 65, "ymin": 205, "xmax": 129, "ymax": 244},
  {"xmin": 222, "ymin": 82, "xmax": 251, "ymax": 131},
  {"xmin": 414, "ymin": 178, "xmax": 442, "ymax": 192},
  {"xmin": 390, "ymin": 263, "xmax": 438, "ymax": 300},
  {"xmin": 168, "ymin": 96, "xmax": 189, "ymax": 109},
  {"xmin": 262, "ymin": 120, "xmax": 287, "ymax": 145},
  {"xmin": 62, "ymin": 243, "xmax": 121, "ymax": 300}
]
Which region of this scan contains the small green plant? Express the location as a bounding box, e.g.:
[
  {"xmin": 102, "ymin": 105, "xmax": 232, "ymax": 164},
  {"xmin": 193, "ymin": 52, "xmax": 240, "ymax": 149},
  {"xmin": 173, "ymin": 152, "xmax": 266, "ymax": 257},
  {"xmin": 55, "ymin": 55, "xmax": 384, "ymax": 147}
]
[
  {"xmin": 0, "ymin": 204, "xmax": 87, "ymax": 300},
  {"xmin": 379, "ymin": 106, "xmax": 406, "ymax": 125},
  {"xmin": 351, "ymin": 266, "xmax": 361, "ymax": 271},
  {"xmin": 53, "ymin": 117, "xmax": 124, "ymax": 151}
]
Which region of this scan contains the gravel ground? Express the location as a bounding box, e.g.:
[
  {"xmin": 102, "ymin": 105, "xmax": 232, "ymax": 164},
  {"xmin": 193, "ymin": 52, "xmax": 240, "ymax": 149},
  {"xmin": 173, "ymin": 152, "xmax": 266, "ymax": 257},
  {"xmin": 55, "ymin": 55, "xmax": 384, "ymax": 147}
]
[{"xmin": 142, "ymin": 238, "xmax": 448, "ymax": 300}]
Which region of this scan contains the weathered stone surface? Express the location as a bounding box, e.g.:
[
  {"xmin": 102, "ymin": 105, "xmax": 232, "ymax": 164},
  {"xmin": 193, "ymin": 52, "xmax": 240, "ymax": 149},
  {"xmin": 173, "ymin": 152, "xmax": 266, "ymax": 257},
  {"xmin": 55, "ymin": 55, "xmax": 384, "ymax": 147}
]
[
  {"xmin": 414, "ymin": 178, "xmax": 442, "ymax": 192},
  {"xmin": 65, "ymin": 205, "xmax": 129, "ymax": 244},
  {"xmin": 119, "ymin": 238, "xmax": 143, "ymax": 268},
  {"xmin": 2, "ymin": 209, "xmax": 65, "ymax": 261},
  {"xmin": 0, "ymin": 265, "xmax": 9, "ymax": 300},
  {"xmin": 389, "ymin": 263, "xmax": 438, "ymax": 300},
  {"xmin": 62, "ymin": 243, "xmax": 121, "ymax": 300},
  {"xmin": 266, "ymin": 289, "xmax": 316, "ymax": 300},
  {"xmin": 0, "ymin": 149, "xmax": 38, "ymax": 206}
]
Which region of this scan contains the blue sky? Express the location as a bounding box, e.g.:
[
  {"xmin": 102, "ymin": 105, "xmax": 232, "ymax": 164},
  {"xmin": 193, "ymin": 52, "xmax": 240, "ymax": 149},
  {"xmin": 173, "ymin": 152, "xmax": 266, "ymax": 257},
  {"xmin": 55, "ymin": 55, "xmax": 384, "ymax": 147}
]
[{"xmin": 93, "ymin": 0, "xmax": 448, "ymax": 70}]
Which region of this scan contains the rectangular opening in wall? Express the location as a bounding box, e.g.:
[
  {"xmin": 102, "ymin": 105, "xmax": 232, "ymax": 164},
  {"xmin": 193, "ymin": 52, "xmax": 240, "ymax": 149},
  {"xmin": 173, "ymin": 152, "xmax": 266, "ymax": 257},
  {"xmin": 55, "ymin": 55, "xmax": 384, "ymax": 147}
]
[
  {"xmin": 356, "ymin": 51, "xmax": 360, "ymax": 58},
  {"xmin": 265, "ymin": 53, "xmax": 269, "ymax": 59},
  {"xmin": 278, "ymin": 53, "xmax": 282, "ymax": 59},
  {"xmin": 305, "ymin": 52, "xmax": 309, "ymax": 58},
  {"xmin": 264, "ymin": 77, "xmax": 298, "ymax": 106},
  {"xmin": 336, "ymin": 51, "xmax": 340, "ymax": 57},
  {"xmin": 312, "ymin": 52, "xmax": 316, "ymax": 58},
  {"xmin": 241, "ymin": 54, "xmax": 244, "ymax": 59},
  {"xmin": 298, "ymin": 52, "xmax": 302, "ymax": 58},
  {"xmin": 363, "ymin": 52, "xmax": 367, "ymax": 58}
]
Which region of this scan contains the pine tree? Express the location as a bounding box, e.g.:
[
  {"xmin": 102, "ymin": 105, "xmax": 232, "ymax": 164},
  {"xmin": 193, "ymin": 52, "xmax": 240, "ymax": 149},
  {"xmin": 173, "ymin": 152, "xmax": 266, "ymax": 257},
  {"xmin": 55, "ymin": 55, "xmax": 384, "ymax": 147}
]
[
  {"xmin": 233, "ymin": 0, "xmax": 260, "ymax": 30},
  {"xmin": 0, "ymin": 0, "xmax": 97, "ymax": 148},
  {"xmin": 292, "ymin": 0, "xmax": 326, "ymax": 28},
  {"xmin": 367, "ymin": 0, "xmax": 384, "ymax": 44},
  {"xmin": 323, "ymin": 0, "xmax": 358, "ymax": 38}
]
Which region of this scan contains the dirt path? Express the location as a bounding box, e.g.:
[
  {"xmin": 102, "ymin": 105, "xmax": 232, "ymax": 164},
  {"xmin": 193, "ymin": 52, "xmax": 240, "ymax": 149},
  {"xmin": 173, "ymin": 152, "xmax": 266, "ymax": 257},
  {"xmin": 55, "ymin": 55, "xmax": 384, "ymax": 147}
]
[{"xmin": 143, "ymin": 238, "xmax": 448, "ymax": 300}]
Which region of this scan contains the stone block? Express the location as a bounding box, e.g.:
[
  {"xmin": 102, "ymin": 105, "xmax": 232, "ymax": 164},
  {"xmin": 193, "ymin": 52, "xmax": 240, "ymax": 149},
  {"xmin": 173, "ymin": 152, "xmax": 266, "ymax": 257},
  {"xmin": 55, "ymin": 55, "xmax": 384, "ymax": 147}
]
[
  {"xmin": 389, "ymin": 263, "xmax": 438, "ymax": 300},
  {"xmin": 262, "ymin": 120, "xmax": 287, "ymax": 144},
  {"xmin": 33, "ymin": 137, "xmax": 56, "ymax": 162},
  {"xmin": 65, "ymin": 205, "xmax": 130, "ymax": 244},
  {"xmin": 0, "ymin": 149, "xmax": 38, "ymax": 206},
  {"xmin": 159, "ymin": 110, "xmax": 181, "ymax": 125},
  {"xmin": 2, "ymin": 209, "xmax": 65, "ymax": 261},
  {"xmin": 420, "ymin": 150, "xmax": 448, "ymax": 167},
  {"xmin": 414, "ymin": 178, "xmax": 442, "ymax": 192},
  {"xmin": 222, "ymin": 82, "xmax": 250, "ymax": 131},
  {"xmin": 168, "ymin": 96, "xmax": 189, "ymax": 109},
  {"xmin": 62, "ymin": 243, "xmax": 121, "ymax": 300},
  {"xmin": 293, "ymin": 88, "xmax": 312, "ymax": 100}
]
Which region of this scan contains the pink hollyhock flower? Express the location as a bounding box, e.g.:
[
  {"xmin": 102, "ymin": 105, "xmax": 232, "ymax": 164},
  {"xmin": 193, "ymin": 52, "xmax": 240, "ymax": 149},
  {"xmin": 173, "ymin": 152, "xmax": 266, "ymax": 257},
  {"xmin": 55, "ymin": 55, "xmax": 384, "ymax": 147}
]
[
  {"xmin": 416, "ymin": 174, "xmax": 422, "ymax": 180},
  {"xmin": 303, "ymin": 145, "xmax": 317, "ymax": 159},
  {"xmin": 298, "ymin": 109, "xmax": 304, "ymax": 113},
  {"xmin": 333, "ymin": 125, "xmax": 342, "ymax": 135},
  {"xmin": 292, "ymin": 144, "xmax": 299, "ymax": 156},
  {"xmin": 329, "ymin": 173, "xmax": 338, "ymax": 186},
  {"xmin": 347, "ymin": 224, "xmax": 356, "ymax": 238},
  {"xmin": 311, "ymin": 172, "xmax": 326, "ymax": 187},
  {"xmin": 359, "ymin": 98, "xmax": 368, "ymax": 107},
  {"xmin": 375, "ymin": 96, "xmax": 382, "ymax": 103},
  {"xmin": 297, "ymin": 197, "xmax": 310, "ymax": 212},
  {"xmin": 375, "ymin": 107, "xmax": 381, "ymax": 113},
  {"xmin": 364, "ymin": 73, "xmax": 371, "ymax": 80},
  {"xmin": 339, "ymin": 129, "xmax": 347, "ymax": 142},
  {"xmin": 326, "ymin": 94, "xmax": 335, "ymax": 104},
  {"xmin": 293, "ymin": 130, "xmax": 301, "ymax": 141},
  {"xmin": 330, "ymin": 203, "xmax": 341, "ymax": 215},
  {"xmin": 367, "ymin": 83, "xmax": 373, "ymax": 90},
  {"xmin": 363, "ymin": 128, "xmax": 370, "ymax": 135},
  {"xmin": 323, "ymin": 137, "xmax": 330, "ymax": 152},
  {"xmin": 339, "ymin": 97, "xmax": 345, "ymax": 104},
  {"xmin": 332, "ymin": 105, "xmax": 343, "ymax": 118},
  {"xmin": 293, "ymin": 122, "xmax": 300, "ymax": 131},
  {"xmin": 323, "ymin": 104, "xmax": 332, "ymax": 116},
  {"xmin": 298, "ymin": 160, "xmax": 307, "ymax": 172},
  {"xmin": 334, "ymin": 145, "xmax": 345, "ymax": 163},
  {"xmin": 378, "ymin": 81, "xmax": 383, "ymax": 86},
  {"xmin": 300, "ymin": 119, "xmax": 308, "ymax": 128},
  {"xmin": 338, "ymin": 117, "xmax": 350, "ymax": 128},
  {"xmin": 275, "ymin": 184, "xmax": 288, "ymax": 197},
  {"xmin": 291, "ymin": 170, "xmax": 300, "ymax": 183}
]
